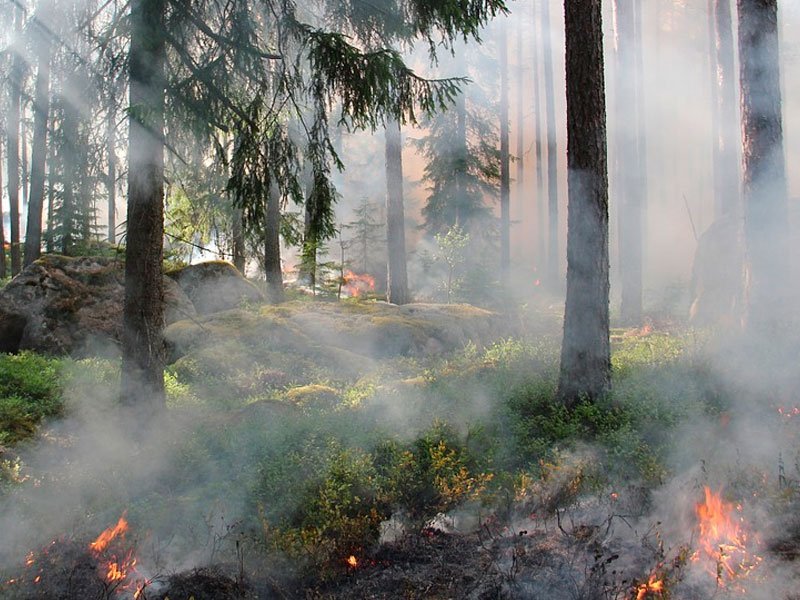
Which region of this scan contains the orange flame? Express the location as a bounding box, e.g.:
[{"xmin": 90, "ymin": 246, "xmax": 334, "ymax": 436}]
[
  {"xmin": 346, "ymin": 555, "xmax": 358, "ymax": 568},
  {"xmin": 343, "ymin": 271, "xmax": 375, "ymax": 298},
  {"xmin": 89, "ymin": 513, "xmax": 129, "ymax": 553},
  {"xmin": 692, "ymin": 487, "xmax": 761, "ymax": 585},
  {"xmin": 635, "ymin": 574, "xmax": 664, "ymax": 599}
]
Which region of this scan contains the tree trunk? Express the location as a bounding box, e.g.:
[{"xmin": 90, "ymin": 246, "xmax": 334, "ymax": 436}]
[
  {"xmin": 737, "ymin": 0, "xmax": 788, "ymax": 334},
  {"xmin": 385, "ymin": 117, "xmax": 409, "ymax": 304},
  {"xmin": 299, "ymin": 184, "xmax": 317, "ymax": 291},
  {"xmin": 24, "ymin": 38, "xmax": 52, "ymax": 267},
  {"xmin": 516, "ymin": 14, "xmax": 525, "ymax": 250},
  {"xmin": 541, "ymin": 0, "xmax": 560, "ymax": 288},
  {"xmin": 714, "ymin": 0, "xmax": 739, "ymax": 217},
  {"xmin": 532, "ymin": 2, "xmax": 545, "ymax": 276},
  {"xmin": 107, "ymin": 96, "xmax": 117, "ymax": 243},
  {"xmin": 7, "ymin": 24, "xmax": 23, "ymax": 276},
  {"xmin": 499, "ymin": 20, "xmax": 511, "ymax": 280},
  {"xmin": 121, "ymin": 0, "xmax": 167, "ymax": 412},
  {"xmin": 21, "ymin": 123, "xmax": 29, "ymax": 213},
  {"xmin": 615, "ymin": 0, "xmax": 643, "ymax": 325},
  {"xmin": 45, "ymin": 162, "xmax": 54, "ymax": 253},
  {"xmin": 264, "ymin": 182, "xmax": 285, "ymax": 303},
  {"xmin": 231, "ymin": 205, "xmax": 246, "ymax": 273},
  {"xmin": 0, "ymin": 137, "xmax": 6, "ymax": 279},
  {"xmin": 557, "ymin": 0, "xmax": 610, "ymax": 406}
]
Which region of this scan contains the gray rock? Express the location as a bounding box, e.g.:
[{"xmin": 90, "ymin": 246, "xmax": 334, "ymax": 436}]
[
  {"xmin": 0, "ymin": 255, "xmax": 195, "ymax": 355},
  {"xmin": 166, "ymin": 261, "xmax": 264, "ymax": 315}
]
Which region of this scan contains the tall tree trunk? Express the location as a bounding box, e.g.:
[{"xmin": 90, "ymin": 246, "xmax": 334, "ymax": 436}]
[
  {"xmin": 0, "ymin": 138, "xmax": 6, "ymax": 279},
  {"xmin": 499, "ymin": 19, "xmax": 511, "ymax": 280},
  {"xmin": 714, "ymin": 0, "xmax": 739, "ymax": 217},
  {"xmin": 737, "ymin": 0, "xmax": 788, "ymax": 334},
  {"xmin": 121, "ymin": 0, "xmax": 167, "ymax": 411},
  {"xmin": 542, "ymin": 0, "xmax": 560, "ymax": 288},
  {"xmin": 45, "ymin": 162, "xmax": 54, "ymax": 253},
  {"xmin": 107, "ymin": 96, "xmax": 117, "ymax": 243},
  {"xmin": 515, "ymin": 14, "xmax": 525, "ymax": 249},
  {"xmin": 24, "ymin": 38, "xmax": 52, "ymax": 267},
  {"xmin": 7, "ymin": 22, "xmax": 23, "ymax": 276},
  {"xmin": 708, "ymin": 0, "xmax": 722, "ymax": 217},
  {"xmin": 385, "ymin": 117, "xmax": 409, "ymax": 304},
  {"xmin": 532, "ymin": 2, "xmax": 545, "ymax": 276},
  {"xmin": 557, "ymin": 0, "xmax": 610, "ymax": 406},
  {"xmin": 615, "ymin": 0, "xmax": 643, "ymax": 325},
  {"xmin": 231, "ymin": 205, "xmax": 246, "ymax": 273},
  {"xmin": 299, "ymin": 180, "xmax": 317, "ymax": 291},
  {"xmin": 21, "ymin": 124, "xmax": 29, "ymax": 213},
  {"xmin": 264, "ymin": 182, "xmax": 285, "ymax": 303}
]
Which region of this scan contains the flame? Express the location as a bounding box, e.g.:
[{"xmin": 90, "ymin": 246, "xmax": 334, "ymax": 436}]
[
  {"xmin": 346, "ymin": 555, "xmax": 358, "ymax": 568},
  {"xmin": 88, "ymin": 513, "xmax": 146, "ymax": 594},
  {"xmin": 692, "ymin": 487, "xmax": 762, "ymax": 586},
  {"xmin": 635, "ymin": 574, "xmax": 664, "ymax": 599},
  {"xmin": 90, "ymin": 513, "xmax": 129, "ymax": 553},
  {"xmin": 343, "ymin": 271, "xmax": 375, "ymax": 297}
]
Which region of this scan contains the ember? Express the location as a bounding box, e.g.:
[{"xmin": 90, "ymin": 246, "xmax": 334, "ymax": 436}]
[
  {"xmin": 343, "ymin": 270, "xmax": 375, "ymax": 297},
  {"xmin": 346, "ymin": 555, "xmax": 358, "ymax": 568},
  {"xmin": 692, "ymin": 486, "xmax": 762, "ymax": 586}
]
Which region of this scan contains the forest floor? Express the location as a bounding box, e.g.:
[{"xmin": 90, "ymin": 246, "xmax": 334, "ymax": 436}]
[{"xmin": 1, "ymin": 297, "xmax": 800, "ymax": 599}]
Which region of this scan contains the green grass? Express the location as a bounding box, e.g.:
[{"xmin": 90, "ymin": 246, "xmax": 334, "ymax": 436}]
[{"xmin": 0, "ymin": 353, "xmax": 64, "ymax": 446}]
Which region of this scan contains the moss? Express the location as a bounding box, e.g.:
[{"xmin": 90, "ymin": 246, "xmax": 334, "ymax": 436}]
[{"xmin": 284, "ymin": 384, "xmax": 341, "ymax": 408}]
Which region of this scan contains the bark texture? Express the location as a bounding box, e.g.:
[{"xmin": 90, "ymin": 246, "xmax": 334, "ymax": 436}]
[
  {"xmin": 541, "ymin": 0, "xmax": 560, "ymax": 287},
  {"xmin": 7, "ymin": 30, "xmax": 23, "ymax": 276},
  {"xmin": 385, "ymin": 118, "xmax": 409, "ymax": 304},
  {"xmin": 107, "ymin": 97, "xmax": 117, "ymax": 243},
  {"xmin": 121, "ymin": 0, "xmax": 167, "ymax": 411},
  {"xmin": 499, "ymin": 20, "xmax": 511, "ymax": 280},
  {"xmin": 557, "ymin": 0, "xmax": 611, "ymax": 406},
  {"xmin": 714, "ymin": 0, "xmax": 740, "ymax": 217},
  {"xmin": 0, "ymin": 134, "xmax": 6, "ymax": 279},
  {"xmin": 532, "ymin": 3, "xmax": 545, "ymax": 273},
  {"xmin": 264, "ymin": 182, "xmax": 285, "ymax": 303},
  {"xmin": 737, "ymin": 0, "xmax": 788, "ymax": 333},
  {"xmin": 615, "ymin": 0, "xmax": 643, "ymax": 325},
  {"xmin": 24, "ymin": 38, "xmax": 52, "ymax": 267}
]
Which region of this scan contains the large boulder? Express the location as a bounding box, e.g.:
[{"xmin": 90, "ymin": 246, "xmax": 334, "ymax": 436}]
[
  {"xmin": 0, "ymin": 255, "xmax": 195, "ymax": 355},
  {"xmin": 166, "ymin": 261, "xmax": 264, "ymax": 315}
]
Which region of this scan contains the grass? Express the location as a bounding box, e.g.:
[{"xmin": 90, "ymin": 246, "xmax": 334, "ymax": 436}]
[{"xmin": 0, "ymin": 318, "xmax": 744, "ymax": 586}]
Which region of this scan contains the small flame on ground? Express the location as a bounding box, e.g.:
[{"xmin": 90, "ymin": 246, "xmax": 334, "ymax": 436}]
[
  {"xmin": 346, "ymin": 555, "xmax": 358, "ymax": 568},
  {"xmin": 692, "ymin": 486, "xmax": 762, "ymax": 586},
  {"xmin": 634, "ymin": 574, "xmax": 664, "ymax": 599},
  {"xmin": 343, "ymin": 271, "xmax": 375, "ymax": 298}
]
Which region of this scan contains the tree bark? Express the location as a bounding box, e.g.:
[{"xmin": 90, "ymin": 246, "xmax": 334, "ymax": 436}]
[
  {"xmin": 615, "ymin": 0, "xmax": 643, "ymax": 325},
  {"xmin": 385, "ymin": 117, "xmax": 409, "ymax": 304},
  {"xmin": 515, "ymin": 14, "xmax": 525, "ymax": 250},
  {"xmin": 714, "ymin": 0, "xmax": 739, "ymax": 217},
  {"xmin": 499, "ymin": 19, "xmax": 511, "ymax": 281},
  {"xmin": 24, "ymin": 38, "xmax": 52, "ymax": 267},
  {"xmin": 737, "ymin": 0, "xmax": 788, "ymax": 334},
  {"xmin": 541, "ymin": 0, "xmax": 560, "ymax": 288},
  {"xmin": 557, "ymin": 0, "xmax": 610, "ymax": 406},
  {"xmin": 0, "ymin": 137, "xmax": 6, "ymax": 279},
  {"xmin": 532, "ymin": 2, "xmax": 545, "ymax": 276},
  {"xmin": 231, "ymin": 205, "xmax": 246, "ymax": 273},
  {"xmin": 107, "ymin": 96, "xmax": 117, "ymax": 243},
  {"xmin": 264, "ymin": 182, "xmax": 285, "ymax": 303},
  {"xmin": 121, "ymin": 0, "xmax": 167, "ymax": 411},
  {"xmin": 7, "ymin": 20, "xmax": 23, "ymax": 276}
]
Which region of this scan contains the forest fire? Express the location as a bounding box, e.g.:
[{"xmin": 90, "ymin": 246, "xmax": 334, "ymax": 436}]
[
  {"xmin": 343, "ymin": 270, "xmax": 375, "ymax": 297},
  {"xmin": 2, "ymin": 514, "xmax": 146, "ymax": 599},
  {"xmin": 634, "ymin": 573, "xmax": 664, "ymax": 599},
  {"xmin": 346, "ymin": 554, "xmax": 359, "ymax": 568},
  {"xmin": 692, "ymin": 487, "xmax": 762, "ymax": 587}
]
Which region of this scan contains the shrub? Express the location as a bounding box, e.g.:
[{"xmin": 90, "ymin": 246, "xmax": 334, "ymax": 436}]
[{"xmin": 0, "ymin": 353, "xmax": 63, "ymax": 445}]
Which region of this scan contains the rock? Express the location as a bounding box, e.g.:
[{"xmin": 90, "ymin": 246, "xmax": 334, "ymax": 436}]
[
  {"xmin": 0, "ymin": 255, "xmax": 195, "ymax": 355},
  {"xmin": 166, "ymin": 261, "xmax": 264, "ymax": 315}
]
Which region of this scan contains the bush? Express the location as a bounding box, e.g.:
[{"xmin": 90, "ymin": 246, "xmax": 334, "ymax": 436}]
[{"xmin": 0, "ymin": 353, "xmax": 63, "ymax": 445}]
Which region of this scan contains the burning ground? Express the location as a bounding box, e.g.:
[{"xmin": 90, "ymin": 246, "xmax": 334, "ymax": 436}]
[{"xmin": 1, "ymin": 300, "xmax": 800, "ymax": 598}]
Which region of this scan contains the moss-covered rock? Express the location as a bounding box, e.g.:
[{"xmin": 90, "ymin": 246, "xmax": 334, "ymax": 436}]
[
  {"xmin": 0, "ymin": 255, "xmax": 195, "ymax": 356},
  {"xmin": 166, "ymin": 261, "xmax": 264, "ymax": 315}
]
